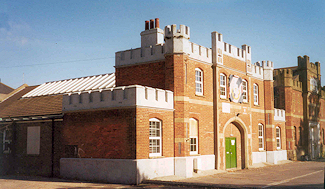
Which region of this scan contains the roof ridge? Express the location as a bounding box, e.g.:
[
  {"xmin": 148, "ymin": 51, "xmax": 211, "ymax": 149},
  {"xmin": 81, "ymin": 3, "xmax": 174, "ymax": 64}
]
[
  {"xmin": 44, "ymin": 72, "xmax": 115, "ymax": 84},
  {"xmin": 1, "ymin": 84, "xmax": 30, "ymax": 103}
]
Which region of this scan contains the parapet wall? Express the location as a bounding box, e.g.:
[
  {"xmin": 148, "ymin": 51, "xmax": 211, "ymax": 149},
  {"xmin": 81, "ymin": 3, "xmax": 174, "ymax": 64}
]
[
  {"xmin": 274, "ymin": 108, "xmax": 285, "ymax": 122},
  {"xmin": 116, "ymin": 21, "xmax": 275, "ymax": 81},
  {"xmin": 62, "ymin": 85, "xmax": 173, "ymax": 112},
  {"xmin": 298, "ymin": 55, "xmax": 321, "ymax": 74},
  {"xmin": 116, "ymin": 45, "xmax": 165, "ymax": 67}
]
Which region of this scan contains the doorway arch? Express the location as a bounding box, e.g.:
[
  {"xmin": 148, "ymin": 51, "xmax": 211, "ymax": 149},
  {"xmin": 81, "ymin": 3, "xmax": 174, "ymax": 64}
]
[{"xmin": 222, "ymin": 117, "xmax": 249, "ymax": 169}]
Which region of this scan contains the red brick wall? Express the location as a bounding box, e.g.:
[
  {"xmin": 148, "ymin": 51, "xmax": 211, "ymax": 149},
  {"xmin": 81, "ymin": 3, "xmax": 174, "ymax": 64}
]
[
  {"xmin": 62, "ymin": 109, "xmax": 136, "ymax": 159},
  {"xmin": 223, "ymin": 55, "xmax": 246, "ymax": 72},
  {"xmin": 135, "ymin": 107, "xmax": 174, "ymax": 159},
  {"xmin": 115, "ymin": 61, "xmax": 166, "ymax": 89},
  {"xmin": 164, "ymin": 54, "xmax": 214, "ymax": 157}
]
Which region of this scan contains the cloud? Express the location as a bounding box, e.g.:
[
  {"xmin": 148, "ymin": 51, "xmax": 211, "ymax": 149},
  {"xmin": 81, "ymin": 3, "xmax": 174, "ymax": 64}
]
[{"xmin": 0, "ymin": 13, "xmax": 32, "ymax": 46}]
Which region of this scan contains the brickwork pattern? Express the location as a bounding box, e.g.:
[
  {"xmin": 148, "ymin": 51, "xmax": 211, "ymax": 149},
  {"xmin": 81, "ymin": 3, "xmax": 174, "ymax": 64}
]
[{"xmin": 62, "ymin": 109, "xmax": 136, "ymax": 159}]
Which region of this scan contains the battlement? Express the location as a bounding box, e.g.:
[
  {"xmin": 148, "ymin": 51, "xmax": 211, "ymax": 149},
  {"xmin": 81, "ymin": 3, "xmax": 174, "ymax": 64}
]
[
  {"xmin": 274, "ymin": 68, "xmax": 293, "ymax": 78},
  {"xmin": 62, "ymin": 85, "xmax": 174, "ymax": 112},
  {"xmin": 164, "ymin": 24, "xmax": 190, "ymax": 39},
  {"xmin": 189, "ymin": 42, "xmax": 212, "ymax": 63},
  {"xmin": 273, "ymin": 68, "xmax": 303, "ymax": 88},
  {"xmin": 292, "ymin": 76, "xmax": 303, "ymax": 91},
  {"xmin": 211, "ymin": 32, "xmax": 252, "ymax": 65},
  {"xmin": 249, "ymin": 62, "xmax": 264, "ymax": 79},
  {"xmin": 115, "ymin": 45, "xmax": 165, "ymax": 67},
  {"xmin": 298, "ymin": 55, "xmax": 321, "ymax": 74}
]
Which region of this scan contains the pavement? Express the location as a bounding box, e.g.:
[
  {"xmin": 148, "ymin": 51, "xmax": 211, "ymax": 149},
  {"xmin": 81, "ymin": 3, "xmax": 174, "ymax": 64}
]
[
  {"xmin": 142, "ymin": 159, "xmax": 325, "ymax": 188},
  {"xmin": 0, "ymin": 159, "xmax": 324, "ymax": 188},
  {"xmin": 146, "ymin": 160, "xmax": 292, "ymax": 182}
]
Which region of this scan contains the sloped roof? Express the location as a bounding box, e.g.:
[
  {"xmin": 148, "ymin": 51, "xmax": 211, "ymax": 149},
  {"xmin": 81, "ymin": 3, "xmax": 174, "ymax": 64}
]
[
  {"xmin": 22, "ymin": 73, "xmax": 115, "ymax": 98},
  {"xmin": 0, "ymin": 95, "xmax": 62, "ymax": 119},
  {"xmin": 0, "ymin": 83, "xmax": 14, "ymax": 94},
  {"xmin": 0, "ymin": 85, "xmax": 36, "ymax": 110},
  {"xmin": 0, "ymin": 85, "xmax": 63, "ymax": 120}
]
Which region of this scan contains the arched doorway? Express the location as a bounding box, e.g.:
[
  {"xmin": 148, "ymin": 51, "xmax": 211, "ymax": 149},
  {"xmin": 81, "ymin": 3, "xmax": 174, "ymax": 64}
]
[{"xmin": 222, "ymin": 118, "xmax": 248, "ymax": 169}]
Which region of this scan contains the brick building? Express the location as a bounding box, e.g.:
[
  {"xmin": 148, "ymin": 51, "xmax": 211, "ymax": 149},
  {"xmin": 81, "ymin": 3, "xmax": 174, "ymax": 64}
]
[
  {"xmin": 0, "ymin": 19, "xmax": 324, "ymax": 184},
  {"xmin": 274, "ymin": 55, "xmax": 325, "ymax": 161}
]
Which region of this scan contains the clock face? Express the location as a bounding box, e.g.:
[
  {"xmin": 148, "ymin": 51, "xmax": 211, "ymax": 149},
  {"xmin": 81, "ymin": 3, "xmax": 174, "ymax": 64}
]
[
  {"xmin": 310, "ymin": 77, "xmax": 318, "ymax": 92},
  {"xmin": 229, "ymin": 75, "xmax": 243, "ymax": 103}
]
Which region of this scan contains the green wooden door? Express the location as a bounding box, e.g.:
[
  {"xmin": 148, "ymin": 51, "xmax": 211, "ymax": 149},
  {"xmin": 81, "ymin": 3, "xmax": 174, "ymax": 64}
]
[{"xmin": 225, "ymin": 137, "xmax": 237, "ymax": 169}]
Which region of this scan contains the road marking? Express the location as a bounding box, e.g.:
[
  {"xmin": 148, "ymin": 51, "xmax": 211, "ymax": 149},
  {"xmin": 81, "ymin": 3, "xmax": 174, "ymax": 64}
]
[{"xmin": 262, "ymin": 170, "xmax": 323, "ymax": 188}]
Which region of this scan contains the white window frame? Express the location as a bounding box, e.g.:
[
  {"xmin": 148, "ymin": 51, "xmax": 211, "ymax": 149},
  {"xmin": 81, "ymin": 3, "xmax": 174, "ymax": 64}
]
[
  {"xmin": 242, "ymin": 80, "xmax": 248, "ymax": 103},
  {"xmin": 258, "ymin": 124, "xmax": 264, "ymax": 150},
  {"xmin": 149, "ymin": 118, "xmax": 162, "ymax": 157},
  {"xmin": 3, "ymin": 128, "xmax": 11, "ymax": 153},
  {"xmin": 253, "ymin": 84, "xmax": 259, "ymax": 105},
  {"xmin": 276, "ymin": 127, "xmax": 281, "ymax": 149},
  {"xmin": 220, "ymin": 73, "xmax": 226, "ymax": 99},
  {"xmin": 189, "ymin": 118, "xmax": 198, "ymax": 155},
  {"xmin": 195, "ymin": 68, "xmax": 203, "ymax": 95}
]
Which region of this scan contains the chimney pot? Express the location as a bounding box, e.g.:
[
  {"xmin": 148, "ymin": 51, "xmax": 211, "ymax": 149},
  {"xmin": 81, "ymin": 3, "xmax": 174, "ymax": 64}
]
[
  {"xmin": 150, "ymin": 19, "xmax": 154, "ymax": 29},
  {"xmin": 155, "ymin": 18, "xmax": 160, "ymax": 28},
  {"xmin": 145, "ymin": 20, "xmax": 149, "ymax": 30}
]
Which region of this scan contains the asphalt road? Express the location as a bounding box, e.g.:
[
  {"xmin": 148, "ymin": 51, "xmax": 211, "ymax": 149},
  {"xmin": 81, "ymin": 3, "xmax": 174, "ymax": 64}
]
[{"xmin": 0, "ymin": 161, "xmax": 324, "ymax": 189}]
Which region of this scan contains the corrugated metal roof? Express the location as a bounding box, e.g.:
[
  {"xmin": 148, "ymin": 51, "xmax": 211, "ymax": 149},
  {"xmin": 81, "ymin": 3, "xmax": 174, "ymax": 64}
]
[{"xmin": 22, "ymin": 73, "xmax": 115, "ymax": 98}]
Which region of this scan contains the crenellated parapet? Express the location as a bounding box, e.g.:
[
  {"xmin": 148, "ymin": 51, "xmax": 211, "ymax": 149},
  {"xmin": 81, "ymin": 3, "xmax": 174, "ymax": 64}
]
[
  {"xmin": 211, "ymin": 32, "xmax": 251, "ymax": 66},
  {"xmin": 62, "ymin": 85, "xmax": 174, "ymax": 112},
  {"xmin": 164, "ymin": 24, "xmax": 190, "ymax": 40},
  {"xmin": 248, "ymin": 61, "xmax": 264, "ymax": 79},
  {"xmin": 292, "ymin": 75, "xmax": 303, "ymax": 91},
  {"xmin": 298, "ymin": 55, "xmax": 321, "ymax": 75},
  {"xmin": 273, "ymin": 68, "xmax": 296, "ymax": 87},
  {"xmin": 115, "ymin": 45, "xmax": 165, "ymax": 67}
]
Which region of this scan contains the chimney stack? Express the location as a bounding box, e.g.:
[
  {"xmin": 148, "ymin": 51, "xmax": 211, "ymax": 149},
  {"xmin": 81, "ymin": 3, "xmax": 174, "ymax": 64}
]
[
  {"xmin": 150, "ymin": 19, "xmax": 154, "ymax": 29},
  {"xmin": 155, "ymin": 18, "xmax": 159, "ymax": 28},
  {"xmin": 145, "ymin": 20, "xmax": 149, "ymax": 30}
]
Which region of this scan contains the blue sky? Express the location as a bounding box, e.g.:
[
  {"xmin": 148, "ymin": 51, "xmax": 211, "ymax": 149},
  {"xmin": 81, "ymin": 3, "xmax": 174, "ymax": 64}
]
[{"xmin": 0, "ymin": 0, "xmax": 324, "ymax": 89}]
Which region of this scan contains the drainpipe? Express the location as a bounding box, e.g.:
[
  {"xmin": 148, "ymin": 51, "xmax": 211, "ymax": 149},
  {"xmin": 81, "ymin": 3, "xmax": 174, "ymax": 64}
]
[{"xmin": 51, "ymin": 118, "xmax": 54, "ymax": 177}]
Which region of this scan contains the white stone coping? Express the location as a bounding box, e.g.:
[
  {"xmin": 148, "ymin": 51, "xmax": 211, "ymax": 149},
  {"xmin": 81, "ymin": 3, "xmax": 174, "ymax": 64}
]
[
  {"xmin": 274, "ymin": 108, "xmax": 286, "ymax": 121},
  {"xmin": 62, "ymin": 85, "xmax": 174, "ymax": 112}
]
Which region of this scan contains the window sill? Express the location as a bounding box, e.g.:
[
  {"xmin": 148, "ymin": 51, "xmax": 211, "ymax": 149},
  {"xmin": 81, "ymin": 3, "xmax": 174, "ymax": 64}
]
[
  {"xmin": 254, "ymin": 104, "xmax": 260, "ymax": 107},
  {"xmin": 149, "ymin": 156, "xmax": 165, "ymax": 159},
  {"xmin": 220, "ymin": 97, "xmax": 228, "ymax": 101},
  {"xmin": 258, "ymin": 149, "xmax": 265, "ymax": 152},
  {"xmin": 190, "ymin": 153, "xmax": 201, "ymax": 156},
  {"xmin": 195, "ymin": 94, "xmax": 205, "ymax": 98}
]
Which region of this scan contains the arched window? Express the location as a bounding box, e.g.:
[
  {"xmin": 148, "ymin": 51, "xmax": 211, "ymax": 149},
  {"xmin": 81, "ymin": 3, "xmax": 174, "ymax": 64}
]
[
  {"xmin": 276, "ymin": 127, "xmax": 281, "ymax": 149},
  {"xmin": 242, "ymin": 80, "xmax": 248, "ymax": 103},
  {"xmin": 253, "ymin": 84, "xmax": 259, "ymax": 105},
  {"xmin": 195, "ymin": 68, "xmax": 203, "ymax": 95},
  {"xmin": 220, "ymin": 73, "xmax": 227, "ymax": 99},
  {"xmin": 149, "ymin": 118, "xmax": 162, "ymax": 157},
  {"xmin": 189, "ymin": 118, "xmax": 198, "ymax": 155},
  {"xmin": 258, "ymin": 124, "xmax": 264, "ymax": 150}
]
